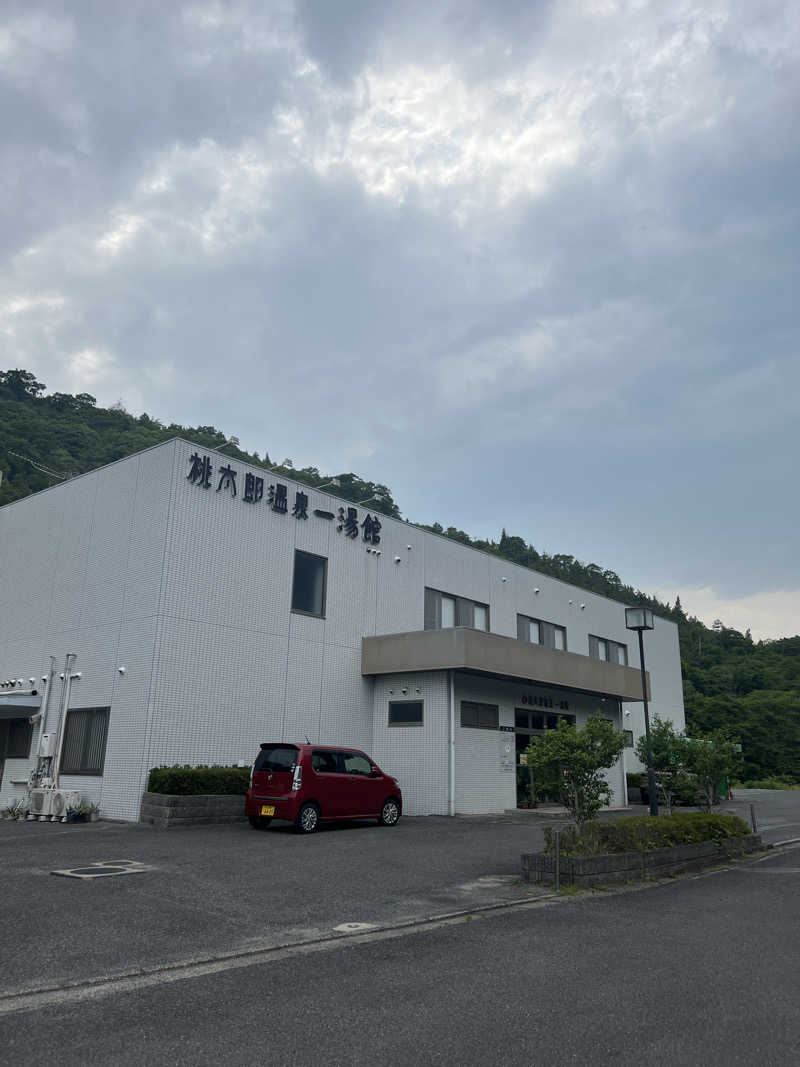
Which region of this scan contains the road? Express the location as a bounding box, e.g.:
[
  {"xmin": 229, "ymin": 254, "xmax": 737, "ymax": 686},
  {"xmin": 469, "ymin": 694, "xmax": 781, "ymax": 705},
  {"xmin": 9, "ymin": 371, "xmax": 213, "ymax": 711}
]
[
  {"xmin": 3, "ymin": 842, "xmax": 799, "ymax": 1065},
  {"xmin": 1, "ymin": 789, "xmax": 798, "ymax": 1064}
]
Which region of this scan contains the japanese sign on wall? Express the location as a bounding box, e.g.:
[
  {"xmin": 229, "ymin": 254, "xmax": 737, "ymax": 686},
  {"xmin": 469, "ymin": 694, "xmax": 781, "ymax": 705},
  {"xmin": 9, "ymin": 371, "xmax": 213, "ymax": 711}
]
[
  {"xmin": 520, "ymin": 693, "xmax": 570, "ymax": 710},
  {"xmin": 186, "ymin": 452, "xmax": 381, "ymax": 545}
]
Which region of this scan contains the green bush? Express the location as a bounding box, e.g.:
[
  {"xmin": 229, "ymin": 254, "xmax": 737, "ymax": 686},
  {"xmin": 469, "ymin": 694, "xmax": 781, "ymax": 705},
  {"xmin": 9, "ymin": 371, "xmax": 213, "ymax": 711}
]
[
  {"xmin": 147, "ymin": 764, "xmax": 250, "ymax": 795},
  {"xmin": 626, "ymin": 772, "xmax": 646, "ymax": 788},
  {"xmin": 545, "ymin": 811, "xmax": 752, "ymax": 857}
]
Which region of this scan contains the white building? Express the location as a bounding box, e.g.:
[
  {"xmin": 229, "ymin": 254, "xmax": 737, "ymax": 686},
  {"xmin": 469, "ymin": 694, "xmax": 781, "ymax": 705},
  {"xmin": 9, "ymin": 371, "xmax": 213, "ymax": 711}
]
[{"xmin": 0, "ymin": 438, "xmax": 685, "ymax": 820}]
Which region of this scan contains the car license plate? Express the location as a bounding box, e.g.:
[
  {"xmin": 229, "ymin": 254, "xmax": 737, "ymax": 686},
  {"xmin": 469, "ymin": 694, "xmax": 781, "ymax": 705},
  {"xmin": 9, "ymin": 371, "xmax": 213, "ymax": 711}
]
[{"xmin": 260, "ymin": 805, "xmax": 275, "ymax": 817}]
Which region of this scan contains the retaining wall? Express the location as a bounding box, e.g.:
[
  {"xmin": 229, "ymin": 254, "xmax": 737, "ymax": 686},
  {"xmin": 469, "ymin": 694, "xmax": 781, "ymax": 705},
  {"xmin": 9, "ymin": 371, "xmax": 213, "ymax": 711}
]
[
  {"xmin": 521, "ymin": 834, "xmax": 763, "ymax": 887},
  {"xmin": 139, "ymin": 792, "xmax": 246, "ymax": 829}
]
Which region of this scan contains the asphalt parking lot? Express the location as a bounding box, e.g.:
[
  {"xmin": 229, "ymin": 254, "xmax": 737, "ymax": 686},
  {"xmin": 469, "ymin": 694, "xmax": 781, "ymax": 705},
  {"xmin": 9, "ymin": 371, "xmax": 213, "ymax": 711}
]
[{"xmin": 1, "ymin": 789, "xmax": 796, "ymax": 1000}]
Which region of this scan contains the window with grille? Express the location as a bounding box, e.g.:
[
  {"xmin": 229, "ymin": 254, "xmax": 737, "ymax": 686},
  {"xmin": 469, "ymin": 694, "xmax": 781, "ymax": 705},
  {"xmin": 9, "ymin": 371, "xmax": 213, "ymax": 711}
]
[
  {"xmin": 60, "ymin": 707, "xmax": 110, "ymax": 776},
  {"xmin": 460, "ymin": 701, "xmax": 499, "ymax": 730},
  {"xmin": 6, "ymin": 718, "xmax": 33, "ymax": 758}
]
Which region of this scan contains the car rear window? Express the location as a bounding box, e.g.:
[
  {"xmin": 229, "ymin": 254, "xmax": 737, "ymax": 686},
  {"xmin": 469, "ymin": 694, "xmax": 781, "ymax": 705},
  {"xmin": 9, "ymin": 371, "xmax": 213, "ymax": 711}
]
[{"xmin": 254, "ymin": 745, "xmax": 298, "ymax": 773}]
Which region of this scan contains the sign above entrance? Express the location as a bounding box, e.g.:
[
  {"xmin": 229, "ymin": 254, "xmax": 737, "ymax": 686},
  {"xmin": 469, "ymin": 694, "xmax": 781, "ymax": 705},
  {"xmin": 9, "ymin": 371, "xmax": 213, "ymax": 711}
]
[
  {"xmin": 187, "ymin": 453, "xmax": 381, "ymax": 546},
  {"xmin": 520, "ymin": 693, "xmax": 570, "ymax": 711}
]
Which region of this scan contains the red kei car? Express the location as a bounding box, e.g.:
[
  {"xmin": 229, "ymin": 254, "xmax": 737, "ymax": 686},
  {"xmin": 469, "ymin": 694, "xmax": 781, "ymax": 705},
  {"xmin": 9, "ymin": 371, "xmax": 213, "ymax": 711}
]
[{"xmin": 245, "ymin": 743, "xmax": 402, "ymax": 834}]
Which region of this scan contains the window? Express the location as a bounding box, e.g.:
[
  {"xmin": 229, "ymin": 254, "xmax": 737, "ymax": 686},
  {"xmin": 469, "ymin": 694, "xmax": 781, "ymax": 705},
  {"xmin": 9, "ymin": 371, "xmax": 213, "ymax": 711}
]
[
  {"xmin": 291, "ymin": 550, "xmax": 327, "ymax": 617},
  {"xmin": 589, "ymin": 635, "xmax": 628, "ymax": 665},
  {"xmin": 460, "ymin": 701, "xmax": 499, "ymax": 730},
  {"xmin": 624, "ymin": 730, "xmax": 634, "ymax": 748},
  {"xmin": 388, "ymin": 701, "xmax": 424, "ymax": 726},
  {"xmin": 60, "ymin": 708, "xmax": 110, "ymax": 776},
  {"xmin": 517, "ymin": 615, "xmax": 567, "ymax": 651},
  {"xmin": 255, "ymin": 744, "xmax": 298, "ymax": 772},
  {"xmin": 6, "ymin": 718, "xmax": 33, "ymax": 759},
  {"xmin": 425, "ymin": 588, "xmax": 489, "ymax": 631},
  {"xmin": 312, "ymin": 750, "xmax": 340, "ymax": 773},
  {"xmin": 342, "ymin": 752, "xmax": 372, "ymax": 776}
]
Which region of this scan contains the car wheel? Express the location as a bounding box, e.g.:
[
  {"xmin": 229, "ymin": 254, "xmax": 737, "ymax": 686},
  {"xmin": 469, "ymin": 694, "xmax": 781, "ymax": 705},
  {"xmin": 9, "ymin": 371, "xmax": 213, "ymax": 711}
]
[
  {"xmin": 378, "ymin": 798, "xmax": 400, "ymax": 827},
  {"xmin": 248, "ymin": 815, "xmax": 272, "ymax": 830},
  {"xmin": 295, "ymin": 802, "xmax": 320, "ymax": 834}
]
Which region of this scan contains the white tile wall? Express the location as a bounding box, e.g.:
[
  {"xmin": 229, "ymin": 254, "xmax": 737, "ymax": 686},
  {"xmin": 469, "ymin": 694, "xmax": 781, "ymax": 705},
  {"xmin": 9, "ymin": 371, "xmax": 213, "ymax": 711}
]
[{"xmin": 371, "ymin": 672, "xmax": 450, "ymax": 816}]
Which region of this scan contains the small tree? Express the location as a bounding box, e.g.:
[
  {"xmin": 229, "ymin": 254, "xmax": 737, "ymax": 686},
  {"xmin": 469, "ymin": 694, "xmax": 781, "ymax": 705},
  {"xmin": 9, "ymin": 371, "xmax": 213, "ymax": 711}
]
[
  {"xmin": 525, "ymin": 717, "xmax": 626, "ymax": 826},
  {"xmin": 684, "ymin": 731, "xmax": 742, "ymax": 811},
  {"xmin": 634, "ymin": 716, "xmax": 690, "ymax": 814}
]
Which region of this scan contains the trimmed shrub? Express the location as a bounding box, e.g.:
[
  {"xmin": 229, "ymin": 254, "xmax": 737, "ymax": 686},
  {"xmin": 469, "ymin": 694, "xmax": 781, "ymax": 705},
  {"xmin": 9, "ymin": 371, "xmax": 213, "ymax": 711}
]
[
  {"xmin": 147, "ymin": 764, "xmax": 250, "ymax": 796},
  {"xmin": 545, "ymin": 811, "xmax": 752, "ymax": 857}
]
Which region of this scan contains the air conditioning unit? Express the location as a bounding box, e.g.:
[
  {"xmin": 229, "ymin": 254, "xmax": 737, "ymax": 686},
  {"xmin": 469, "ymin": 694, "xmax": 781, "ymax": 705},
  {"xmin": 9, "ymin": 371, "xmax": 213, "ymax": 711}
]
[
  {"xmin": 51, "ymin": 790, "xmax": 80, "ymax": 818},
  {"xmin": 29, "ymin": 788, "xmax": 53, "ymax": 817}
]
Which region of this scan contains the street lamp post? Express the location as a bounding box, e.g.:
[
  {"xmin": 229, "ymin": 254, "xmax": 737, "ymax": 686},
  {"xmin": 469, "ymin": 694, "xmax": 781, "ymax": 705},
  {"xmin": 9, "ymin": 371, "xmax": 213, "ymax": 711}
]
[{"xmin": 625, "ymin": 606, "xmax": 658, "ymax": 817}]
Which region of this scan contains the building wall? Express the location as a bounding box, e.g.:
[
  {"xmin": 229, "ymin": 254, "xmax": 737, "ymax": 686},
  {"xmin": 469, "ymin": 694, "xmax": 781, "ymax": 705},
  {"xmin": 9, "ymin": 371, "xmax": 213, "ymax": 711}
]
[
  {"xmin": 0, "ymin": 437, "xmax": 684, "ymax": 819},
  {"xmin": 370, "ymin": 672, "xmax": 450, "ymax": 817},
  {"xmin": 0, "ymin": 443, "xmax": 175, "ymax": 817}
]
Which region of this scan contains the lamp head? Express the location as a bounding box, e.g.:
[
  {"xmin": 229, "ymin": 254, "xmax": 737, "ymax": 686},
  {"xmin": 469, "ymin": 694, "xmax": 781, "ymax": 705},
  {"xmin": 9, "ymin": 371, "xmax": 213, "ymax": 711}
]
[{"xmin": 625, "ymin": 607, "xmax": 655, "ymax": 631}]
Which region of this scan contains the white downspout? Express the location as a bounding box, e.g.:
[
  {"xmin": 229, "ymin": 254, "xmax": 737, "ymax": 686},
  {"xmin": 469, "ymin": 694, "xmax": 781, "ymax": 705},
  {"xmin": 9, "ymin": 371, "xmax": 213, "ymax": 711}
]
[
  {"xmin": 448, "ymin": 670, "xmax": 456, "ymax": 817},
  {"xmin": 53, "ymin": 653, "xmax": 77, "ymax": 789},
  {"xmin": 32, "ymin": 656, "xmax": 56, "ymax": 786},
  {"xmin": 38, "ymin": 657, "xmax": 56, "ymax": 741}
]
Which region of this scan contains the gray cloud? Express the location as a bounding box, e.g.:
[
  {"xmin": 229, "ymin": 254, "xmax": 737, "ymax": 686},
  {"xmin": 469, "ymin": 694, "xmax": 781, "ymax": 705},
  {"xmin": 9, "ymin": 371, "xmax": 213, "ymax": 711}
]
[{"xmin": 1, "ymin": 0, "xmax": 798, "ymax": 630}]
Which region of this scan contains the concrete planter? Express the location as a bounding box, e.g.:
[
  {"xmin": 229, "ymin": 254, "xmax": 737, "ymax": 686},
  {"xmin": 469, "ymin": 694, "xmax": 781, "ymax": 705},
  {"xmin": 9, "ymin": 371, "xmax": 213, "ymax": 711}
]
[
  {"xmin": 521, "ymin": 833, "xmax": 763, "ymax": 888},
  {"xmin": 139, "ymin": 791, "xmax": 247, "ymax": 829}
]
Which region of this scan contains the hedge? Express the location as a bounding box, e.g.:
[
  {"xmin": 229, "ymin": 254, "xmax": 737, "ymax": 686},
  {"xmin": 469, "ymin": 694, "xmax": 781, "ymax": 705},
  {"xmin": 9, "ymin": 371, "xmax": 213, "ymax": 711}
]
[
  {"xmin": 545, "ymin": 811, "xmax": 752, "ymax": 857},
  {"xmin": 147, "ymin": 765, "xmax": 250, "ymax": 796}
]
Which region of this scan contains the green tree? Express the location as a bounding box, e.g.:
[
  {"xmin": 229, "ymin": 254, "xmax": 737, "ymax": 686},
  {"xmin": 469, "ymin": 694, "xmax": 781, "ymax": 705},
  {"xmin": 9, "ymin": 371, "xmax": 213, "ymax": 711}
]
[
  {"xmin": 684, "ymin": 731, "xmax": 743, "ymax": 811},
  {"xmin": 634, "ymin": 717, "xmax": 690, "ymax": 813},
  {"xmin": 525, "ymin": 717, "xmax": 626, "ymax": 825}
]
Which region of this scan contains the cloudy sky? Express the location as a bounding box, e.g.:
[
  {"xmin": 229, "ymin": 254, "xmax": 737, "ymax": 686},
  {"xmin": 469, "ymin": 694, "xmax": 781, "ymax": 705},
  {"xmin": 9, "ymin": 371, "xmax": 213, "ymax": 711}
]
[{"xmin": 2, "ymin": 1, "xmax": 798, "ymax": 639}]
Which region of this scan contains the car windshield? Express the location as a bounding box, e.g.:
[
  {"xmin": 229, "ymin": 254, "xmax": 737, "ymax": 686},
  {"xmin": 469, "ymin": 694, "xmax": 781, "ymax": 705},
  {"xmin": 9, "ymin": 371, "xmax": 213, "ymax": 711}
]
[{"xmin": 254, "ymin": 745, "xmax": 298, "ymax": 773}]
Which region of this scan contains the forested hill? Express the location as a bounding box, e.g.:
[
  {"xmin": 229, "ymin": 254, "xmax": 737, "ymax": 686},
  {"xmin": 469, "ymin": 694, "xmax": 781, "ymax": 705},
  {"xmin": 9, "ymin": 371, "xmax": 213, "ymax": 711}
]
[{"xmin": 1, "ymin": 368, "xmax": 798, "ymax": 781}]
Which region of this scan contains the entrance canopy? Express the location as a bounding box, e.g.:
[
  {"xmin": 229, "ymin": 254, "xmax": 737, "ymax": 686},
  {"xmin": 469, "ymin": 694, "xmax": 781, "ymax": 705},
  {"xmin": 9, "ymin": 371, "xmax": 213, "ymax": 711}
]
[
  {"xmin": 0, "ymin": 692, "xmax": 42, "ymax": 719},
  {"xmin": 362, "ymin": 627, "xmax": 650, "ymax": 702}
]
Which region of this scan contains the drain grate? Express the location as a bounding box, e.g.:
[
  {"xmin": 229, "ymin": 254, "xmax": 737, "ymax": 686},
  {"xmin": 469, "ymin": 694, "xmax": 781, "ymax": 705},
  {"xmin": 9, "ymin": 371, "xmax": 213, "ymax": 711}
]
[{"xmin": 51, "ymin": 860, "xmax": 155, "ymax": 880}]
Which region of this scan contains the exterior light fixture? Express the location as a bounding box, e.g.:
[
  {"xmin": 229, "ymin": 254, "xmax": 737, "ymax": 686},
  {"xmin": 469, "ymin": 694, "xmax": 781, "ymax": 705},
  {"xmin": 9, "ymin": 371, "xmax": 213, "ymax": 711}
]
[
  {"xmin": 534, "ymin": 588, "xmax": 540, "ymax": 594},
  {"xmin": 355, "ymin": 492, "xmax": 388, "ymax": 507},
  {"xmin": 625, "ymin": 606, "xmax": 657, "ymax": 816}
]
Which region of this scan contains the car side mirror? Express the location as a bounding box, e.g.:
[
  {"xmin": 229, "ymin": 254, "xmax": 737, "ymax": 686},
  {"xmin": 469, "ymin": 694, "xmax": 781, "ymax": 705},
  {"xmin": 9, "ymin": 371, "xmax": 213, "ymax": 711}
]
[{"xmin": 370, "ymin": 769, "xmax": 382, "ymax": 778}]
